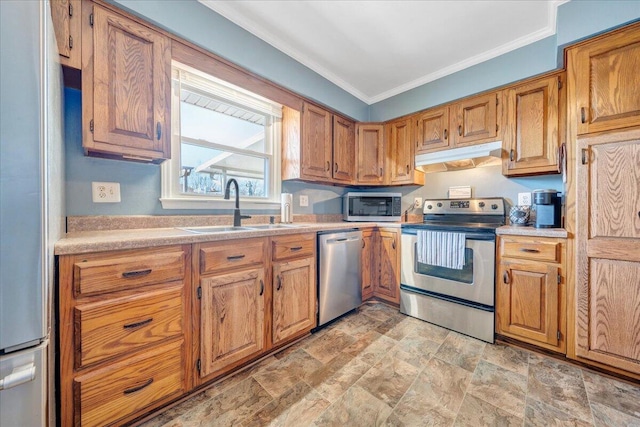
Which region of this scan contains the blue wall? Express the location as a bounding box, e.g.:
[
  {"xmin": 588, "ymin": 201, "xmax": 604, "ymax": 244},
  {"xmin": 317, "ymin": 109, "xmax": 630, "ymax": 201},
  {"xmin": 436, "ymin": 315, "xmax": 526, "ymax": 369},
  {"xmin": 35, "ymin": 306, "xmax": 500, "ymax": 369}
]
[{"xmin": 64, "ymin": 1, "xmax": 640, "ymax": 216}]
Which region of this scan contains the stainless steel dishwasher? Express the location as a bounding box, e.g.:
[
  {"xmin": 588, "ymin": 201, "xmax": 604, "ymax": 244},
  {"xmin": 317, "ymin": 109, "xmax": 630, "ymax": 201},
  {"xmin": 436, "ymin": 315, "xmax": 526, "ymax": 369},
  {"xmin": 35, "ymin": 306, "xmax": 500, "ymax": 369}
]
[{"xmin": 317, "ymin": 229, "xmax": 363, "ymax": 327}]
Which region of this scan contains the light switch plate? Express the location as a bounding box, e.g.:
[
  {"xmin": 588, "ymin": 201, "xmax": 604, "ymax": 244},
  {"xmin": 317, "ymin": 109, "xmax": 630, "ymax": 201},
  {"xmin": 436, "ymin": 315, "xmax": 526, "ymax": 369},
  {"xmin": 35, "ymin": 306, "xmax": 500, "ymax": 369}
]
[
  {"xmin": 299, "ymin": 195, "xmax": 309, "ymax": 207},
  {"xmin": 414, "ymin": 197, "xmax": 423, "ymax": 209},
  {"xmin": 517, "ymin": 192, "xmax": 531, "ymax": 206},
  {"xmin": 92, "ymin": 182, "xmax": 121, "ymax": 203}
]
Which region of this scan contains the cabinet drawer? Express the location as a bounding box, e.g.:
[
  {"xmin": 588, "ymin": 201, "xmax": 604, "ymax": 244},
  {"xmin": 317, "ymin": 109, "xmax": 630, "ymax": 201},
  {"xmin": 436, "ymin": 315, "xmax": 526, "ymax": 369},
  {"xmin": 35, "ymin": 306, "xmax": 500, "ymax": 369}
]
[
  {"xmin": 199, "ymin": 238, "xmax": 266, "ymax": 275},
  {"xmin": 500, "ymin": 237, "xmax": 561, "ymax": 263},
  {"xmin": 75, "ymin": 339, "xmax": 184, "ymax": 427},
  {"xmin": 272, "ymin": 233, "xmax": 315, "ymax": 261},
  {"xmin": 74, "ymin": 286, "xmax": 183, "ymax": 368},
  {"xmin": 74, "ymin": 247, "xmax": 186, "ymax": 296}
]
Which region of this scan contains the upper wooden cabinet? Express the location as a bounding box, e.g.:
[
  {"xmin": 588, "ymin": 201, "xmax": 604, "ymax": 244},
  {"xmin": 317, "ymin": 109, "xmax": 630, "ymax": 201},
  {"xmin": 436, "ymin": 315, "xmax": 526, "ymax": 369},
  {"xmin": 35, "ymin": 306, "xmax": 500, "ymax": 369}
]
[
  {"xmin": 386, "ymin": 118, "xmax": 425, "ymax": 186},
  {"xmin": 450, "ymin": 92, "xmax": 501, "ymax": 147},
  {"xmin": 503, "ymin": 73, "xmax": 564, "ymax": 176},
  {"xmin": 415, "ymin": 107, "xmax": 450, "ymax": 154},
  {"xmin": 356, "ymin": 124, "xmax": 385, "ymax": 184},
  {"xmin": 568, "ymin": 23, "xmax": 640, "ymax": 135},
  {"xmin": 332, "ymin": 116, "xmax": 356, "ymax": 183},
  {"xmin": 82, "ymin": 4, "xmax": 171, "ymax": 162},
  {"xmin": 51, "ymin": 0, "xmax": 81, "ymax": 69},
  {"xmin": 301, "ymin": 102, "xmax": 333, "ymax": 180}
]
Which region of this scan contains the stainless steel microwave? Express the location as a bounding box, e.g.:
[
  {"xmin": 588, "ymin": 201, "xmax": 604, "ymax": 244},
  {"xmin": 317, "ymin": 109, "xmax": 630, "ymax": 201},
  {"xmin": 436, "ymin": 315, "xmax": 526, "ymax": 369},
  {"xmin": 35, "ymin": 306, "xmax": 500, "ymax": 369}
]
[{"xmin": 343, "ymin": 192, "xmax": 403, "ymax": 222}]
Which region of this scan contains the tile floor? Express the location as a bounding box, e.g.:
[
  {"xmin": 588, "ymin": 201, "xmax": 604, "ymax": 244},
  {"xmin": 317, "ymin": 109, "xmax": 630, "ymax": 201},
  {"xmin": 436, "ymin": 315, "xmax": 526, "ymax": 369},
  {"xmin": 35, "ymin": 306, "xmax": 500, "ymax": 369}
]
[{"xmin": 141, "ymin": 302, "xmax": 640, "ymax": 427}]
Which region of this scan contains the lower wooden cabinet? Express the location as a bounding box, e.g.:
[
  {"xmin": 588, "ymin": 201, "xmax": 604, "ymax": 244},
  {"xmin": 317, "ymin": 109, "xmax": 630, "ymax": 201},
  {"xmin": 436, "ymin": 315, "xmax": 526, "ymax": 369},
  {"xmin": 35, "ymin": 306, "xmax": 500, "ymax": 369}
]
[
  {"xmin": 496, "ymin": 235, "xmax": 566, "ymax": 353},
  {"xmin": 361, "ymin": 227, "xmax": 401, "ymax": 304},
  {"xmin": 361, "ymin": 229, "xmax": 375, "ymax": 300}
]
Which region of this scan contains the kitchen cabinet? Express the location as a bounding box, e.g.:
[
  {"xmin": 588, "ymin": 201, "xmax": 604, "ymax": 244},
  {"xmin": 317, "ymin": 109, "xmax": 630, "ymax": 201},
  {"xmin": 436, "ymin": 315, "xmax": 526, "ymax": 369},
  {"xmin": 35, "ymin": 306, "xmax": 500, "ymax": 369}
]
[
  {"xmin": 58, "ymin": 245, "xmax": 191, "ymax": 426},
  {"xmin": 568, "ymin": 23, "xmax": 640, "ymax": 135},
  {"xmin": 450, "ymin": 92, "xmax": 501, "ymax": 147},
  {"xmin": 282, "ymin": 103, "xmax": 355, "ymax": 184},
  {"xmin": 375, "ymin": 228, "xmax": 401, "ymax": 304},
  {"xmin": 356, "ymin": 124, "xmax": 385, "ymax": 185},
  {"xmin": 386, "ymin": 118, "xmax": 425, "ymax": 186},
  {"xmin": 496, "ymin": 235, "xmax": 566, "ymax": 353},
  {"xmin": 81, "ymin": 3, "xmax": 171, "ymax": 162},
  {"xmin": 51, "ymin": 0, "xmax": 81, "ymax": 69},
  {"xmin": 503, "ymin": 73, "xmax": 564, "ymax": 176},
  {"xmin": 361, "ymin": 229, "xmax": 375, "ymax": 301},
  {"xmin": 574, "ymin": 128, "xmax": 640, "ymax": 375},
  {"xmin": 415, "ymin": 107, "xmax": 450, "ymax": 154}
]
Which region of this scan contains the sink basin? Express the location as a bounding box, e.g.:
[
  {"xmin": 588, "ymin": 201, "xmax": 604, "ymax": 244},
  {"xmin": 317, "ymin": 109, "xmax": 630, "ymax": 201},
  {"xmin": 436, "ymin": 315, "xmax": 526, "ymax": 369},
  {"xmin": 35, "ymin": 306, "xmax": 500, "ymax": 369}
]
[
  {"xmin": 248, "ymin": 224, "xmax": 302, "ymax": 230},
  {"xmin": 179, "ymin": 226, "xmax": 255, "ymax": 234}
]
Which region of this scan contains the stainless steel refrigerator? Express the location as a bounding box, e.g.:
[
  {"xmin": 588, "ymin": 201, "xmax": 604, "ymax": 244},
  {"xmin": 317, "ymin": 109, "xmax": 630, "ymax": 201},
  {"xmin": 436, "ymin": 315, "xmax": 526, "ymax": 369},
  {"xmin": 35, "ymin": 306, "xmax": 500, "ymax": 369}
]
[{"xmin": 0, "ymin": 1, "xmax": 64, "ymax": 425}]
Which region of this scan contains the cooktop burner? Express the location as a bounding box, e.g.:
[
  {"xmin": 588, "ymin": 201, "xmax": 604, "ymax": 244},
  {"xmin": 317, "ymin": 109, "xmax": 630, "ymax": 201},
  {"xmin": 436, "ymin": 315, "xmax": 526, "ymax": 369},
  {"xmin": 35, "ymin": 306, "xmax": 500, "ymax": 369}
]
[{"xmin": 403, "ymin": 198, "xmax": 506, "ymax": 232}]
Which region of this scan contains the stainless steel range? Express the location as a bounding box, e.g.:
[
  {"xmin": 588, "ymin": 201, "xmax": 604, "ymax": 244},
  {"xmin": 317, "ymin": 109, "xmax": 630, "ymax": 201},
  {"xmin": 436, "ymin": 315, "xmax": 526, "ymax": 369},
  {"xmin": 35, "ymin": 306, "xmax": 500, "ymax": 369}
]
[{"xmin": 400, "ymin": 198, "xmax": 505, "ymax": 343}]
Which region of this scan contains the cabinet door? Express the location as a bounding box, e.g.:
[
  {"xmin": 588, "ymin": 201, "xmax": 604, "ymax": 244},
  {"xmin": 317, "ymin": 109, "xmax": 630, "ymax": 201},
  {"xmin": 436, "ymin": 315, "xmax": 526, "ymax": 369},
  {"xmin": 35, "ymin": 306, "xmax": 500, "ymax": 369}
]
[
  {"xmin": 375, "ymin": 229, "xmax": 399, "ymax": 303},
  {"xmin": 301, "ymin": 102, "xmax": 332, "ymax": 179},
  {"xmin": 504, "ymin": 75, "xmax": 561, "ymax": 175},
  {"xmin": 332, "ymin": 116, "xmax": 356, "ymax": 183},
  {"xmin": 199, "ymin": 268, "xmax": 265, "ymax": 378},
  {"xmin": 497, "ymin": 261, "xmax": 559, "ymax": 347},
  {"xmin": 88, "ymin": 6, "xmax": 171, "ymax": 160},
  {"xmin": 356, "ymin": 124, "xmax": 385, "ymax": 184},
  {"xmin": 273, "ymin": 257, "xmax": 316, "ymax": 345},
  {"xmin": 415, "ymin": 107, "xmax": 450, "ymax": 154},
  {"xmin": 388, "ymin": 118, "xmax": 422, "ymax": 185},
  {"xmin": 51, "ymin": 0, "xmax": 81, "ymax": 69},
  {"xmin": 571, "ymin": 25, "xmax": 640, "ymax": 135},
  {"xmin": 451, "ymin": 92, "xmax": 499, "ymax": 147},
  {"xmin": 361, "ymin": 229, "xmax": 376, "ymax": 301},
  {"xmin": 576, "ymin": 130, "xmax": 640, "ymax": 374}
]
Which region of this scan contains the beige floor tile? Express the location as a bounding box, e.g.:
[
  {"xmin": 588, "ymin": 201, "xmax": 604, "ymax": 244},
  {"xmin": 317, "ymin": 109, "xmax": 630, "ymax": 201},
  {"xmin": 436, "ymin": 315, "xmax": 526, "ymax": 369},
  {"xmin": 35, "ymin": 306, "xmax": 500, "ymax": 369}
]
[
  {"xmin": 341, "ymin": 330, "xmax": 397, "ymax": 366},
  {"xmin": 390, "ymin": 334, "xmax": 442, "ymax": 368},
  {"xmin": 453, "ymin": 394, "xmax": 522, "ymax": 427},
  {"xmin": 253, "ymin": 349, "xmax": 323, "ymax": 398},
  {"xmin": 582, "ymin": 370, "xmax": 640, "ymax": 419},
  {"xmin": 591, "ymin": 402, "xmax": 640, "ymax": 427},
  {"xmin": 467, "ymin": 359, "xmax": 527, "ymax": 417},
  {"xmin": 312, "ymin": 385, "xmax": 393, "ymax": 427},
  {"xmin": 482, "ymin": 342, "xmax": 530, "ymax": 376},
  {"xmin": 303, "ymin": 328, "xmax": 357, "ymax": 364},
  {"xmin": 524, "ymin": 397, "xmax": 593, "ymax": 427},
  {"xmin": 197, "ymin": 377, "xmax": 273, "ymax": 426},
  {"xmin": 356, "ymin": 355, "xmax": 421, "ymax": 407},
  {"xmin": 305, "ymin": 353, "xmax": 372, "ymax": 403},
  {"xmin": 359, "ymin": 301, "xmax": 403, "ymax": 322},
  {"xmin": 434, "ymin": 332, "xmax": 486, "ymax": 372}
]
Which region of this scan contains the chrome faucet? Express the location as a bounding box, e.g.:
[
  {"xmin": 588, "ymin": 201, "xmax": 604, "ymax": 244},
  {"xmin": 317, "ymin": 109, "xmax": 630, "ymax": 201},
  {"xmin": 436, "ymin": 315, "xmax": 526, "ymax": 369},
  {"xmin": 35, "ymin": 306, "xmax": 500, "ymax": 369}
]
[{"xmin": 224, "ymin": 178, "xmax": 251, "ymax": 227}]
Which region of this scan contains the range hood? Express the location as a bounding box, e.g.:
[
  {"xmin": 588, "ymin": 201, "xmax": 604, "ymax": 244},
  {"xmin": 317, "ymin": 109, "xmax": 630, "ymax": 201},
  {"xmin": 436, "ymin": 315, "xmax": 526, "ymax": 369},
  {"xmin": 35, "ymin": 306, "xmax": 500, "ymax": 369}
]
[{"xmin": 415, "ymin": 141, "xmax": 503, "ymax": 173}]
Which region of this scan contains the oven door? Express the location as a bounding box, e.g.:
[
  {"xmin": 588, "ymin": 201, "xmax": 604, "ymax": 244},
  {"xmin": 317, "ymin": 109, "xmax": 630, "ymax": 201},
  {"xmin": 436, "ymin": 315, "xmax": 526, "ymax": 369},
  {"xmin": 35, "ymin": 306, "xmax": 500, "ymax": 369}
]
[{"xmin": 400, "ymin": 229, "xmax": 495, "ymax": 307}]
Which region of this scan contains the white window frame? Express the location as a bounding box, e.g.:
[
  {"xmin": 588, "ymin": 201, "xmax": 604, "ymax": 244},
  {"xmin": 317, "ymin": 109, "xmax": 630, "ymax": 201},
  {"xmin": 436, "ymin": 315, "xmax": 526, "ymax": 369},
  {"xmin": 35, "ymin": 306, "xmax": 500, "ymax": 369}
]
[{"xmin": 160, "ymin": 61, "xmax": 282, "ymax": 210}]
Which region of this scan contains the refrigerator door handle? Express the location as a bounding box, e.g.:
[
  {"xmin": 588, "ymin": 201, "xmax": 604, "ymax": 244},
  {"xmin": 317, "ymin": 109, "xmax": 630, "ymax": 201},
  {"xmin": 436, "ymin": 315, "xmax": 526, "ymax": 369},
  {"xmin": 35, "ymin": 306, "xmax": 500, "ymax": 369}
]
[{"xmin": 0, "ymin": 363, "xmax": 36, "ymax": 390}]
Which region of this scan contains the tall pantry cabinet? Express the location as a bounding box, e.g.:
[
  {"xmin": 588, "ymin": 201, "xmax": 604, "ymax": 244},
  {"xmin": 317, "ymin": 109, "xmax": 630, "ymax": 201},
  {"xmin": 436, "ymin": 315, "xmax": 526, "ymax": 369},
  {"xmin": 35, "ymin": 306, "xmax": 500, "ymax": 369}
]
[{"xmin": 566, "ymin": 21, "xmax": 640, "ymax": 377}]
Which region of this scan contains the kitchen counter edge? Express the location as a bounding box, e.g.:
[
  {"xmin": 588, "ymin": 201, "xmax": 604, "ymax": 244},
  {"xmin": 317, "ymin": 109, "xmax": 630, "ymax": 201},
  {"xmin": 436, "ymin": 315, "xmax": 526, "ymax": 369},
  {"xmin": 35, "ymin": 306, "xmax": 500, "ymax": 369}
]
[{"xmin": 496, "ymin": 225, "xmax": 568, "ymax": 238}]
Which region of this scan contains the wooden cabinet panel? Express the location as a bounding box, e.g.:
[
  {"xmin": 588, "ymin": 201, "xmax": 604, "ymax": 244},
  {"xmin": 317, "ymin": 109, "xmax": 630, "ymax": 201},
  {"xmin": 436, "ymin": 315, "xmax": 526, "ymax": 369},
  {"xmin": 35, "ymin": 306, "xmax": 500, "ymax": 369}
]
[
  {"xmin": 301, "ymin": 102, "xmax": 332, "ymax": 179},
  {"xmin": 497, "ymin": 261, "xmax": 559, "ymax": 347},
  {"xmin": 387, "ymin": 118, "xmax": 424, "ymax": 185},
  {"xmin": 83, "ymin": 4, "xmax": 171, "ymax": 161},
  {"xmin": 333, "ymin": 116, "xmax": 356, "ymax": 183},
  {"xmin": 271, "ymin": 233, "xmax": 315, "ymax": 261},
  {"xmin": 361, "ymin": 229, "xmax": 375, "ymax": 301},
  {"xmin": 504, "ymin": 74, "xmax": 562, "ymax": 175},
  {"xmin": 273, "ymin": 257, "xmax": 316, "ymax": 345},
  {"xmin": 356, "ymin": 124, "xmax": 385, "ymax": 184},
  {"xmin": 375, "ymin": 229, "xmax": 400, "ymax": 303},
  {"xmin": 74, "ymin": 339, "xmax": 184, "ymax": 427},
  {"xmin": 73, "ymin": 247, "xmax": 186, "ymax": 296},
  {"xmin": 570, "ymin": 25, "xmax": 640, "ymax": 135},
  {"xmin": 415, "ymin": 107, "xmax": 450, "ymax": 154},
  {"xmin": 451, "ymin": 92, "xmax": 499, "ymax": 147},
  {"xmin": 199, "ymin": 238, "xmax": 266, "ymax": 275},
  {"xmin": 75, "ymin": 286, "xmax": 183, "ymax": 368},
  {"xmin": 51, "ymin": 0, "xmax": 81, "ymax": 69},
  {"xmin": 199, "ymin": 268, "xmax": 265, "ymax": 377},
  {"xmin": 500, "ymin": 237, "xmax": 561, "ymax": 263}
]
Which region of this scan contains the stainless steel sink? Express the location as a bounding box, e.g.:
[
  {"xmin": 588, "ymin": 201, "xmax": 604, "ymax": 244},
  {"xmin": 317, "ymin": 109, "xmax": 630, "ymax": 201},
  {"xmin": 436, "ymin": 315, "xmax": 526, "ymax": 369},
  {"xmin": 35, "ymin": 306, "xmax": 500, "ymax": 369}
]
[
  {"xmin": 178, "ymin": 226, "xmax": 255, "ymax": 234},
  {"xmin": 247, "ymin": 224, "xmax": 302, "ymax": 230}
]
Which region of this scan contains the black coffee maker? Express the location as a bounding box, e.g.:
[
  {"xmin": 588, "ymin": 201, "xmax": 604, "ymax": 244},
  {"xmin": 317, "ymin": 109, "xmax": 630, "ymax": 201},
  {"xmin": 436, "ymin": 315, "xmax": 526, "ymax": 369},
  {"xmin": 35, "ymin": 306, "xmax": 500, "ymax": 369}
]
[{"xmin": 532, "ymin": 190, "xmax": 562, "ymax": 228}]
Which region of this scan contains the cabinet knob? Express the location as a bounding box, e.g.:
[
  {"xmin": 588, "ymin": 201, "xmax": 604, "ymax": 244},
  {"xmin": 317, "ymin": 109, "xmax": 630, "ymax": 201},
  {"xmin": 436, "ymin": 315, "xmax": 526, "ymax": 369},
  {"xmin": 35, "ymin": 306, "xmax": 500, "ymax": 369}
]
[
  {"xmin": 362, "ymin": 239, "xmax": 365, "ymax": 248},
  {"xmin": 392, "ymin": 240, "xmax": 396, "ymax": 250},
  {"xmin": 509, "ymin": 149, "xmax": 515, "ymax": 162},
  {"xmin": 580, "ymin": 107, "xmax": 587, "ymax": 124},
  {"xmin": 443, "ymin": 128, "xmax": 448, "ymax": 140},
  {"xmin": 259, "ymin": 279, "xmax": 264, "ymax": 296},
  {"xmin": 503, "ymin": 271, "xmax": 510, "ymax": 284},
  {"xmin": 458, "ymin": 125, "xmax": 462, "ymax": 136},
  {"xmin": 334, "ymin": 163, "xmax": 338, "ymax": 173},
  {"xmin": 276, "ymin": 275, "xmax": 282, "ymax": 291},
  {"xmin": 581, "ymin": 148, "xmax": 588, "ymax": 165},
  {"xmin": 156, "ymin": 122, "xmax": 162, "ymax": 140},
  {"xmin": 406, "ymin": 164, "xmax": 410, "ymax": 174},
  {"xmin": 326, "ymin": 161, "xmax": 330, "ymax": 171}
]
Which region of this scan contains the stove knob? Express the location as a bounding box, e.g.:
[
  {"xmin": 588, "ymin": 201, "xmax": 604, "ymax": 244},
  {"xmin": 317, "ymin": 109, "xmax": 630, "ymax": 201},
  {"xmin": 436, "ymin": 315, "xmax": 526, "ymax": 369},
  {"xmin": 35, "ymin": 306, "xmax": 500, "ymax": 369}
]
[
  {"xmin": 491, "ymin": 204, "xmax": 498, "ymax": 210},
  {"xmin": 437, "ymin": 202, "xmax": 443, "ymax": 208},
  {"xmin": 478, "ymin": 202, "xmax": 485, "ymax": 208},
  {"xmin": 427, "ymin": 204, "xmax": 433, "ymax": 210}
]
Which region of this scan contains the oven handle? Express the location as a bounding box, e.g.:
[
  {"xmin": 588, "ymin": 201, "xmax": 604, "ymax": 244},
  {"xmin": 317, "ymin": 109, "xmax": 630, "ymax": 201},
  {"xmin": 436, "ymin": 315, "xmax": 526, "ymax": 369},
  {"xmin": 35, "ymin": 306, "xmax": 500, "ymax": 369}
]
[{"xmin": 401, "ymin": 229, "xmax": 495, "ymax": 241}]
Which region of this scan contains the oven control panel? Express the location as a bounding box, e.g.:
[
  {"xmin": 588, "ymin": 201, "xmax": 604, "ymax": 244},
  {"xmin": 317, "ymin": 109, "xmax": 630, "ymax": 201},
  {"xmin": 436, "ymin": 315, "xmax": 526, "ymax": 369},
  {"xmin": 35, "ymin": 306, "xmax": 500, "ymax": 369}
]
[{"xmin": 423, "ymin": 198, "xmax": 505, "ymax": 215}]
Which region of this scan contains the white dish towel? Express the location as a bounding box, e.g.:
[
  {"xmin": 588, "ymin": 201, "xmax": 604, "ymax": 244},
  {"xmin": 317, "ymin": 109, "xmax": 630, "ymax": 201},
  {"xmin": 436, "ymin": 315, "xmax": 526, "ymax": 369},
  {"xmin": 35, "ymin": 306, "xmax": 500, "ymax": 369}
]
[{"xmin": 417, "ymin": 230, "xmax": 466, "ymax": 270}]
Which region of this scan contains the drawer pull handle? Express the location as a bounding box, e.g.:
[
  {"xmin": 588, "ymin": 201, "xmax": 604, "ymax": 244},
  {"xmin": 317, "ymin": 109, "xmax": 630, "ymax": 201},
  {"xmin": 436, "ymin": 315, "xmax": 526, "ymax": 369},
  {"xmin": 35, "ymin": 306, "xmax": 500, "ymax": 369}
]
[
  {"xmin": 123, "ymin": 318, "xmax": 153, "ymax": 329},
  {"xmin": 443, "ymin": 128, "xmax": 448, "ymax": 140},
  {"xmin": 123, "ymin": 378, "xmax": 153, "ymax": 395},
  {"xmin": 227, "ymin": 255, "xmax": 246, "ymax": 261},
  {"xmin": 503, "ymin": 271, "xmax": 510, "ymax": 284},
  {"xmin": 520, "ymin": 248, "xmax": 540, "ymax": 253},
  {"xmin": 392, "ymin": 240, "xmax": 396, "ymax": 250},
  {"xmin": 326, "ymin": 161, "xmax": 330, "ymax": 171},
  {"xmin": 509, "ymin": 149, "xmax": 515, "ymax": 162},
  {"xmin": 276, "ymin": 275, "xmax": 282, "ymax": 291},
  {"xmin": 259, "ymin": 280, "xmax": 264, "ymax": 296},
  {"xmin": 580, "ymin": 107, "xmax": 586, "ymax": 124},
  {"xmin": 290, "ymin": 246, "xmax": 303, "ymax": 251},
  {"xmin": 122, "ymin": 269, "xmax": 152, "ymax": 279},
  {"xmin": 334, "ymin": 163, "xmax": 338, "ymax": 173},
  {"xmin": 156, "ymin": 122, "xmax": 162, "ymax": 140},
  {"xmin": 458, "ymin": 125, "xmax": 462, "ymax": 136}
]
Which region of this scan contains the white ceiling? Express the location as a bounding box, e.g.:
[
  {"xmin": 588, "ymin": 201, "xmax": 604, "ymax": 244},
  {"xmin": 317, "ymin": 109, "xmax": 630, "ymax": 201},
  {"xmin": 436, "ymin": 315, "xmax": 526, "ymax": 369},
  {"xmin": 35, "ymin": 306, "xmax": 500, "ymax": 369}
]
[{"xmin": 200, "ymin": 1, "xmax": 567, "ymax": 105}]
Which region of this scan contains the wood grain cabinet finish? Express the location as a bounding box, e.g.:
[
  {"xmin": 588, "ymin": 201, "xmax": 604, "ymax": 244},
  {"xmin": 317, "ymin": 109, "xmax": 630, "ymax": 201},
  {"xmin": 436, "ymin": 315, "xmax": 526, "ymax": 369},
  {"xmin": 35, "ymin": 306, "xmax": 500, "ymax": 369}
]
[
  {"xmin": 503, "ymin": 73, "xmax": 563, "ymax": 176},
  {"xmin": 415, "ymin": 107, "xmax": 450, "ymax": 154},
  {"xmin": 51, "ymin": 0, "xmax": 81, "ymax": 69},
  {"xmin": 450, "ymin": 92, "xmax": 500, "ymax": 147},
  {"xmin": 356, "ymin": 124, "xmax": 385, "ymax": 184},
  {"xmin": 82, "ymin": 3, "xmax": 171, "ymax": 162},
  {"xmin": 361, "ymin": 229, "xmax": 375, "ymax": 301},
  {"xmin": 301, "ymin": 102, "xmax": 333, "ymax": 180},
  {"xmin": 58, "ymin": 245, "xmax": 191, "ymax": 426},
  {"xmin": 569, "ymin": 23, "xmax": 640, "ymax": 135},
  {"xmin": 333, "ymin": 116, "xmax": 356, "ymax": 183},
  {"xmin": 386, "ymin": 118, "xmax": 425, "ymax": 186},
  {"xmin": 575, "ymin": 129, "xmax": 640, "ymax": 375},
  {"xmin": 496, "ymin": 236, "xmax": 565, "ymax": 353},
  {"xmin": 374, "ymin": 228, "xmax": 401, "ymax": 304}
]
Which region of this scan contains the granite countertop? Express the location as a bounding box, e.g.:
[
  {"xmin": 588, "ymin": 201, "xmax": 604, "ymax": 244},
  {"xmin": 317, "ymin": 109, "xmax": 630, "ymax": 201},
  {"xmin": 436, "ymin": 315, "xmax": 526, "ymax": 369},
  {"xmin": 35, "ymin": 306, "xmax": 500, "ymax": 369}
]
[
  {"xmin": 55, "ymin": 222, "xmax": 382, "ymax": 255},
  {"xmin": 496, "ymin": 225, "xmax": 568, "ymax": 238}
]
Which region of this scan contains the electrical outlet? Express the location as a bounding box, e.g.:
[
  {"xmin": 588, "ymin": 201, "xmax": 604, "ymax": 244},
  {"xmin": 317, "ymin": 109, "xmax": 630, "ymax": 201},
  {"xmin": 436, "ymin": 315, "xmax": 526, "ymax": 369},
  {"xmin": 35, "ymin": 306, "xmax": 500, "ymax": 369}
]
[
  {"xmin": 414, "ymin": 197, "xmax": 423, "ymax": 209},
  {"xmin": 517, "ymin": 192, "xmax": 531, "ymax": 206},
  {"xmin": 92, "ymin": 182, "xmax": 121, "ymax": 203},
  {"xmin": 299, "ymin": 195, "xmax": 309, "ymax": 207}
]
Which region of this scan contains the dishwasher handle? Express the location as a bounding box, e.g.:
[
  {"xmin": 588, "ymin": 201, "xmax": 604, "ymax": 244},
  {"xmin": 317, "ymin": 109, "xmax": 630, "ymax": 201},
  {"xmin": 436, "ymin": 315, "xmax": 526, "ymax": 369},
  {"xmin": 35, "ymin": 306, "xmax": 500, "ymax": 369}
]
[{"xmin": 325, "ymin": 236, "xmax": 360, "ymax": 244}]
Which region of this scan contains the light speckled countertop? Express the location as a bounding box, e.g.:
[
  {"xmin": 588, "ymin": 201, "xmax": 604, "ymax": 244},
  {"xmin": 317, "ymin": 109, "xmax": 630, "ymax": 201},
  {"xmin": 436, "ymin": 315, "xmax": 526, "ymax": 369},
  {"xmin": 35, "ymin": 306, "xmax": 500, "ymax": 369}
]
[
  {"xmin": 55, "ymin": 222, "xmax": 388, "ymax": 255},
  {"xmin": 496, "ymin": 225, "xmax": 568, "ymax": 238}
]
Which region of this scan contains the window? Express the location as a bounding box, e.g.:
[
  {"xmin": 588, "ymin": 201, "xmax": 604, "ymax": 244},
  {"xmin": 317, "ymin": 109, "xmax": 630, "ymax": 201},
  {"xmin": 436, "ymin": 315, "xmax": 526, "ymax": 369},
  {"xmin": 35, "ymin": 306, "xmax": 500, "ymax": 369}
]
[{"xmin": 161, "ymin": 62, "xmax": 282, "ymax": 209}]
